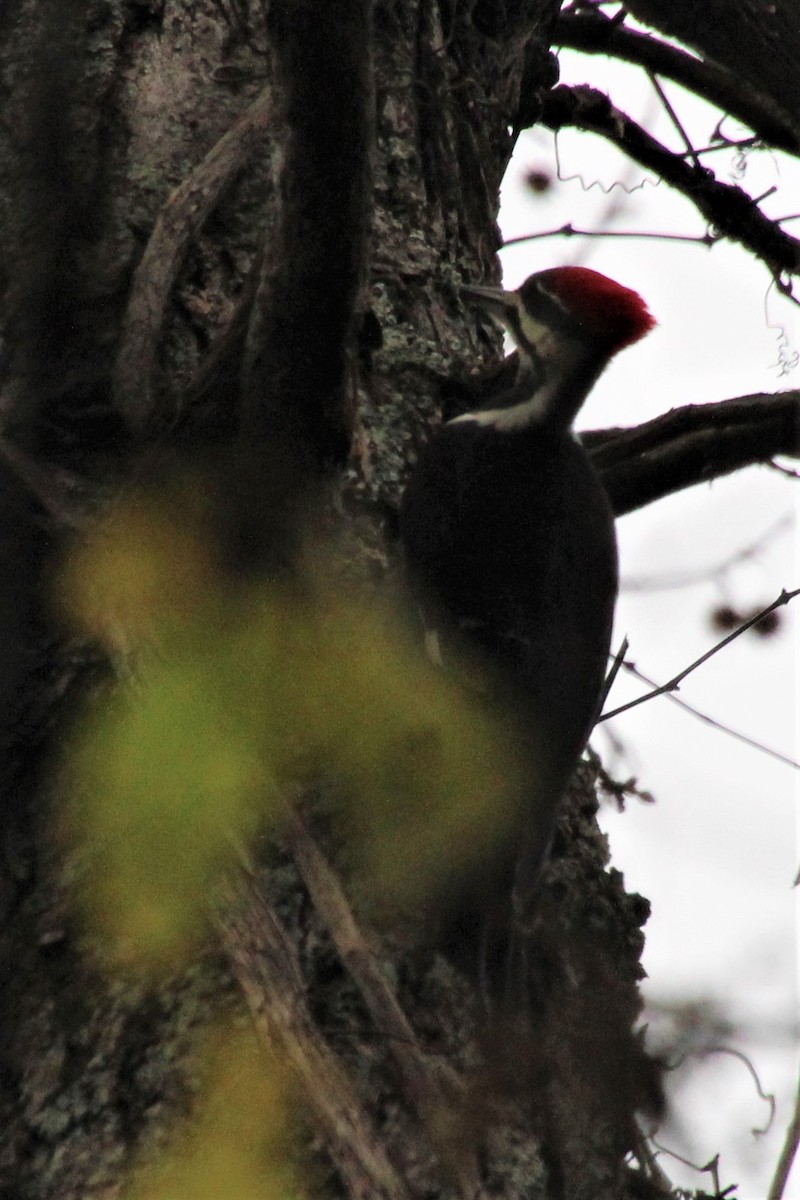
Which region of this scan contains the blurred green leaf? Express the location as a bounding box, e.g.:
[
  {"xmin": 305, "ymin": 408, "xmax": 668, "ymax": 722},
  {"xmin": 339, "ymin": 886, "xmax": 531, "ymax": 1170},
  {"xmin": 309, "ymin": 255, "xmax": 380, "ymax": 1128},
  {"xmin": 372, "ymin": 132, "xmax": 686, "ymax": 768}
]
[
  {"xmin": 59, "ymin": 484, "xmax": 524, "ymax": 966},
  {"xmin": 124, "ymin": 1027, "xmax": 303, "ymax": 1200}
]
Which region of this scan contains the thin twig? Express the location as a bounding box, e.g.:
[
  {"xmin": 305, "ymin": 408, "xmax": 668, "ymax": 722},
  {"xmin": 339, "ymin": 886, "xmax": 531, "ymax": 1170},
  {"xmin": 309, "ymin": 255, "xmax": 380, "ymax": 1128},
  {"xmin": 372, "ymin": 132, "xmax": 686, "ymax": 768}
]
[
  {"xmin": 630, "ymin": 1125, "xmax": 674, "ymax": 1196},
  {"xmin": 600, "ymin": 589, "xmax": 800, "ymax": 721},
  {"xmin": 690, "ymin": 138, "xmax": 761, "ymax": 157},
  {"xmin": 621, "ymin": 513, "xmax": 794, "ymax": 591},
  {"xmin": 768, "ymin": 460, "xmax": 800, "ymax": 479},
  {"xmin": 665, "ymin": 1046, "xmax": 775, "ymax": 1136},
  {"xmin": 647, "ymin": 1140, "xmax": 737, "ymax": 1197},
  {"xmin": 768, "ymin": 1066, "xmax": 800, "ymax": 1200},
  {"xmin": 647, "ymin": 71, "xmax": 701, "ymax": 169},
  {"xmin": 501, "ymin": 222, "xmax": 715, "ymax": 249},
  {"xmin": 617, "ymin": 659, "xmax": 800, "ymax": 771},
  {"xmin": 599, "ymin": 635, "xmax": 628, "ymax": 709}
]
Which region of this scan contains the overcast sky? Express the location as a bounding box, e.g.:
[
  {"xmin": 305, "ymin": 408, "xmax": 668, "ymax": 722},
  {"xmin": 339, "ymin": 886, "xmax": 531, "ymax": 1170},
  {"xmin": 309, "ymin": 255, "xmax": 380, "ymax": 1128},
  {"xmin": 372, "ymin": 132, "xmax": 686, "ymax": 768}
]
[{"xmin": 498, "ymin": 47, "xmax": 799, "ymax": 1200}]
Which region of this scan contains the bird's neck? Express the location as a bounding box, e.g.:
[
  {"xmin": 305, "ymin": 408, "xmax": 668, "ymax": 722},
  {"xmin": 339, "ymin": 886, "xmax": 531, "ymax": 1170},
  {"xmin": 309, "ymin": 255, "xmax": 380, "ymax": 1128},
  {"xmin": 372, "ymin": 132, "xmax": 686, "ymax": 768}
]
[{"xmin": 450, "ymin": 346, "xmax": 606, "ymax": 434}]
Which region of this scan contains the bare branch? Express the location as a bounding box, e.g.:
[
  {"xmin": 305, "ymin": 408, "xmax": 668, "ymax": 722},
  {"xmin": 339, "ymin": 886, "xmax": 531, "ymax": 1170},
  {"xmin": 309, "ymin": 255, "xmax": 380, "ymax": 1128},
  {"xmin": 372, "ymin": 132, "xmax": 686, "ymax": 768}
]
[
  {"xmin": 501, "ymin": 222, "xmax": 715, "ymax": 249},
  {"xmin": 768, "ymin": 1065, "xmax": 800, "ymax": 1200},
  {"xmin": 618, "ymin": 659, "xmax": 800, "ymax": 771},
  {"xmin": 600, "ymin": 589, "xmax": 800, "ymax": 722},
  {"xmin": 540, "ymin": 86, "xmax": 800, "ymax": 280},
  {"xmin": 622, "ymin": 0, "xmax": 800, "ymax": 151},
  {"xmin": 584, "ymin": 391, "xmax": 800, "ymax": 516},
  {"xmin": 555, "ymin": 9, "xmax": 800, "ymax": 154}
]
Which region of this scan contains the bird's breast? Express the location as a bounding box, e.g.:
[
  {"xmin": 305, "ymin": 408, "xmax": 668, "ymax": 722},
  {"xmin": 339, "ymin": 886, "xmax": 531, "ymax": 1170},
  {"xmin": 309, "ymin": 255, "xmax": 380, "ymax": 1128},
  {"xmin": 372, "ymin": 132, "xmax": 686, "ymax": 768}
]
[{"xmin": 401, "ymin": 423, "xmax": 617, "ymax": 762}]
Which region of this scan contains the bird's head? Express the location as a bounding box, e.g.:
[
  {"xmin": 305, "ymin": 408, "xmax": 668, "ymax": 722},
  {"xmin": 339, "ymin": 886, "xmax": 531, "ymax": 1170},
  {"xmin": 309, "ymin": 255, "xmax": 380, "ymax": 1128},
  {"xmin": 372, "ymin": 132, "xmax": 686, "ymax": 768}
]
[{"xmin": 459, "ymin": 266, "xmax": 655, "ymax": 430}]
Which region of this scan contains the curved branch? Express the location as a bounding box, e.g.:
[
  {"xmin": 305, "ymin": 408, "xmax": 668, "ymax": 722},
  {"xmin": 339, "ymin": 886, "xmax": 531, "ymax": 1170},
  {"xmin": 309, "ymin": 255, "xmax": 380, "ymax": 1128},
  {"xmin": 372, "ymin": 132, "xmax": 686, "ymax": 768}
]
[
  {"xmin": 584, "ymin": 390, "xmax": 800, "ymax": 515},
  {"xmin": 623, "ymin": 0, "xmax": 800, "ymax": 144},
  {"xmin": 554, "ymin": 10, "xmax": 800, "ymax": 154},
  {"xmin": 113, "ymin": 88, "xmax": 274, "ymax": 433},
  {"xmin": 540, "ymin": 86, "xmax": 800, "ymax": 280}
]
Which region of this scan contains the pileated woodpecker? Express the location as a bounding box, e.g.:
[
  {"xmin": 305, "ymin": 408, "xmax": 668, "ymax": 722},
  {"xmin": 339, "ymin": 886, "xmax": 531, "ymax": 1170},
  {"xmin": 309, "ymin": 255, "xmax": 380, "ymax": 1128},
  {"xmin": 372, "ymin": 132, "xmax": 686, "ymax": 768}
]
[{"xmin": 400, "ymin": 266, "xmax": 655, "ymax": 991}]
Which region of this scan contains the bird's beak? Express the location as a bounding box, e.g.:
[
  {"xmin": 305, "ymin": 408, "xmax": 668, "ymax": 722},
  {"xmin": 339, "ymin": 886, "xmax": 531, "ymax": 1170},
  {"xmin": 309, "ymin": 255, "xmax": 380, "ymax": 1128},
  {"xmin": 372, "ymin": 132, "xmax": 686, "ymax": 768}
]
[{"xmin": 460, "ymin": 283, "xmax": 518, "ymax": 329}]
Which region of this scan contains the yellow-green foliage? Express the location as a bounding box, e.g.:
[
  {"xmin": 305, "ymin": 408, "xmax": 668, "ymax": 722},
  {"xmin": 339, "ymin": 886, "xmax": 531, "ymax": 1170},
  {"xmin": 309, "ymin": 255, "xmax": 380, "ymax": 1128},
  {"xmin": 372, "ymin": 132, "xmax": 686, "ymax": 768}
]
[
  {"xmin": 58, "ymin": 478, "xmax": 522, "ymax": 969},
  {"xmin": 124, "ymin": 1026, "xmax": 303, "ymax": 1200}
]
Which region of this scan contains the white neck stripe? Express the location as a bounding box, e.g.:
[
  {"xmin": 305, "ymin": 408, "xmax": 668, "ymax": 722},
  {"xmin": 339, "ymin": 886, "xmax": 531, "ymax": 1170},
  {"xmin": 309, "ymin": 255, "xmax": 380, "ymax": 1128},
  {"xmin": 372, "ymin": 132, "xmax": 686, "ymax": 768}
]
[{"xmin": 448, "ymin": 380, "xmax": 559, "ymax": 431}]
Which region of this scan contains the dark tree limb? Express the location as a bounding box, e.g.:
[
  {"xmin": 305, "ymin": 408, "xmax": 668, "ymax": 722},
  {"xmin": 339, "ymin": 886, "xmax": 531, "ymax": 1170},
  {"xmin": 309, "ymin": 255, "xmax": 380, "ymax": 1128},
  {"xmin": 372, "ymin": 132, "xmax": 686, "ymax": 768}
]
[
  {"xmin": 539, "ymin": 86, "xmax": 800, "ymax": 281},
  {"xmin": 623, "ymin": 0, "xmax": 800, "ymax": 146},
  {"xmin": 241, "ymin": 0, "xmax": 375, "ymax": 469},
  {"xmin": 585, "ymin": 390, "xmax": 800, "ymax": 516},
  {"xmin": 554, "ymin": 9, "xmax": 800, "ymax": 155}
]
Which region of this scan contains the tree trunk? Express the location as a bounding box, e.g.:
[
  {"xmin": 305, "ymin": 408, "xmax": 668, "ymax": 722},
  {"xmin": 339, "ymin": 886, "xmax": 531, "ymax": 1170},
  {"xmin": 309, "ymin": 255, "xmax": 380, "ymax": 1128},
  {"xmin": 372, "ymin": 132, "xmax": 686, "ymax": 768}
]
[{"xmin": 0, "ymin": 2, "xmax": 738, "ymax": 1197}]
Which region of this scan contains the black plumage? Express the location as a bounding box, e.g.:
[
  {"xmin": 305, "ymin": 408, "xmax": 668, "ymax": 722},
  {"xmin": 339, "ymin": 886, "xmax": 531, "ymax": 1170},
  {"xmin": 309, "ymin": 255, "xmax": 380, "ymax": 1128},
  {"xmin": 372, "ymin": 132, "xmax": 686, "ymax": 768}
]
[{"xmin": 399, "ymin": 267, "xmax": 654, "ymax": 993}]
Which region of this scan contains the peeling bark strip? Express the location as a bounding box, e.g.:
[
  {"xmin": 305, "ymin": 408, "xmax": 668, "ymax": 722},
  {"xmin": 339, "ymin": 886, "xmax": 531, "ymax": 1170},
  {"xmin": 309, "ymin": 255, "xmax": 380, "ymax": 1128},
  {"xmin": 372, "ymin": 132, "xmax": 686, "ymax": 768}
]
[
  {"xmin": 285, "ymin": 811, "xmax": 487, "ymax": 1199},
  {"xmin": 113, "ymin": 89, "xmax": 274, "ymax": 434},
  {"xmin": 242, "ymin": 0, "xmax": 375, "ymax": 467},
  {"xmin": 217, "ymin": 866, "xmax": 411, "ymax": 1200}
]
